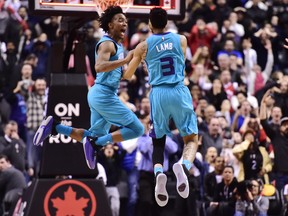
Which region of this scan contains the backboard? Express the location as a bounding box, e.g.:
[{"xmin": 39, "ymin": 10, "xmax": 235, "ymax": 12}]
[{"xmin": 28, "ymin": 0, "xmax": 185, "ymax": 20}]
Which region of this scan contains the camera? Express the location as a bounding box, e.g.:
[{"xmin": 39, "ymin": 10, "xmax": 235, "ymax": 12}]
[
  {"xmin": 223, "ymin": 127, "xmax": 232, "ymax": 139},
  {"xmin": 236, "ymin": 180, "xmax": 253, "ymax": 200}
]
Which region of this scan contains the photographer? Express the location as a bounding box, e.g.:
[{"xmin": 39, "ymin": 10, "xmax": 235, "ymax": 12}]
[{"xmin": 235, "ymin": 179, "xmax": 269, "ymax": 216}]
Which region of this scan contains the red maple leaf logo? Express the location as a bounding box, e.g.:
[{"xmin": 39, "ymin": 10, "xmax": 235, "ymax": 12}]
[{"xmin": 51, "ymin": 186, "xmax": 89, "ymax": 216}]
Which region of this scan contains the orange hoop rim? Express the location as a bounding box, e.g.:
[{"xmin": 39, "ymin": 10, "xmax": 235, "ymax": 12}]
[{"xmin": 94, "ymin": 0, "xmax": 134, "ymax": 16}]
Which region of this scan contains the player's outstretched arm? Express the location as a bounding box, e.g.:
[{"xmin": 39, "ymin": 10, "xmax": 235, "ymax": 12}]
[
  {"xmin": 180, "ymin": 34, "xmax": 188, "ymax": 59},
  {"xmin": 123, "ymin": 41, "xmax": 147, "ymax": 80},
  {"xmin": 95, "ymin": 41, "xmax": 133, "ymax": 73}
]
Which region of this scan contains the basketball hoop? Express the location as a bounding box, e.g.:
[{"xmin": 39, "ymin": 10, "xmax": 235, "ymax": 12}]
[{"xmin": 94, "ymin": 0, "xmax": 134, "ymax": 17}]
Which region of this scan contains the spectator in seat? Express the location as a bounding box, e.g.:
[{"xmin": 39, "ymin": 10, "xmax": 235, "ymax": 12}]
[
  {"xmin": 206, "ymin": 165, "xmax": 238, "ymax": 216},
  {"xmin": 260, "ymin": 89, "xmax": 288, "ymax": 192},
  {"xmin": 23, "ymin": 33, "xmax": 51, "ymax": 80},
  {"xmin": 273, "ymin": 76, "xmax": 288, "ymax": 117},
  {"xmin": 231, "ymin": 100, "xmax": 255, "ymax": 132},
  {"xmin": 188, "ymin": 18, "xmax": 217, "ymax": 55},
  {"xmin": 203, "ymin": 146, "xmax": 218, "ymax": 172},
  {"xmin": 268, "ymin": 106, "xmax": 282, "ymax": 131},
  {"xmin": 0, "ymin": 154, "xmax": 26, "ymax": 215},
  {"xmin": 232, "ymin": 129, "xmax": 272, "ymax": 182},
  {"xmin": 98, "ymin": 143, "xmax": 126, "ymax": 216},
  {"xmin": 206, "ymin": 78, "xmax": 228, "ymax": 111},
  {"xmin": 221, "ymin": 12, "xmax": 245, "ymax": 40},
  {"xmin": 191, "ymin": 46, "xmax": 212, "ymax": 69},
  {"xmin": 219, "ymin": 69, "xmax": 238, "ymax": 100},
  {"xmin": 217, "ymin": 39, "xmax": 243, "ymax": 66},
  {"xmin": 246, "ymin": 40, "xmax": 274, "ymax": 96},
  {"xmin": 198, "ymin": 104, "xmax": 216, "ymax": 133},
  {"xmin": 0, "ymin": 121, "xmax": 28, "ymax": 176},
  {"xmin": 26, "ymin": 78, "xmax": 47, "ymax": 178},
  {"xmin": 200, "ymin": 117, "xmax": 223, "ymax": 156},
  {"xmin": 204, "ymin": 156, "xmax": 225, "ymax": 208}
]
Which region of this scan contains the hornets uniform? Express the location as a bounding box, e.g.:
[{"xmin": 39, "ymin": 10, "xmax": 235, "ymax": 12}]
[
  {"xmin": 87, "ymin": 35, "xmax": 142, "ymax": 137},
  {"xmin": 145, "ymin": 32, "xmax": 198, "ymax": 138}
]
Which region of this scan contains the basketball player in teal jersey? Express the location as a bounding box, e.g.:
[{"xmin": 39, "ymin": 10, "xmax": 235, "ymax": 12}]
[
  {"xmin": 33, "ymin": 6, "xmax": 144, "ymax": 170},
  {"xmin": 125, "ymin": 7, "xmax": 199, "ymax": 207}
]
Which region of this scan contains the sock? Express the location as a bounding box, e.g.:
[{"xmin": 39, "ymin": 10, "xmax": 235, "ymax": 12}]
[
  {"xmin": 55, "ymin": 124, "xmax": 72, "ymax": 137},
  {"xmin": 154, "ymin": 166, "xmax": 163, "ymax": 176},
  {"xmin": 82, "ymin": 130, "xmax": 92, "ymax": 140},
  {"xmin": 95, "ymin": 134, "xmax": 113, "ymax": 146},
  {"xmin": 182, "ymin": 159, "xmax": 192, "ymax": 171}
]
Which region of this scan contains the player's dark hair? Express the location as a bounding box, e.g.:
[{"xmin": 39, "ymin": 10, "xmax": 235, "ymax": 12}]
[
  {"xmin": 149, "ymin": 7, "xmax": 167, "ymax": 29},
  {"xmin": 99, "ymin": 6, "xmax": 125, "ymax": 33}
]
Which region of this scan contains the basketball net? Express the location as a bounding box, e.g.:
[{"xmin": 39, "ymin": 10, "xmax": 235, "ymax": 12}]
[{"xmin": 94, "ymin": 0, "xmax": 134, "ymax": 17}]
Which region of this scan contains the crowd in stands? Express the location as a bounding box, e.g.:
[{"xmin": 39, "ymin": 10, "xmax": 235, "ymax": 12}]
[{"xmin": 1, "ymin": 0, "xmax": 288, "ymax": 215}]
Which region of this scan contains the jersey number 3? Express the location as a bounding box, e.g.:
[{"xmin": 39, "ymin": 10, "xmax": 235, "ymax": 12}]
[{"xmin": 161, "ymin": 57, "xmax": 175, "ymax": 76}]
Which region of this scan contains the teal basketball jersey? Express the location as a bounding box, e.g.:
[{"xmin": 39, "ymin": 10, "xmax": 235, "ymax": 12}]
[
  {"xmin": 95, "ymin": 35, "xmax": 124, "ymax": 90},
  {"xmin": 145, "ymin": 32, "xmax": 185, "ymax": 86}
]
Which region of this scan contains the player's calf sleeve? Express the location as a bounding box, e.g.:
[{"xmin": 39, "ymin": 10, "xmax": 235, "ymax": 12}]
[{"xmin": 152, "ymin": 135, "xmax": 166, "ymax": 166}]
